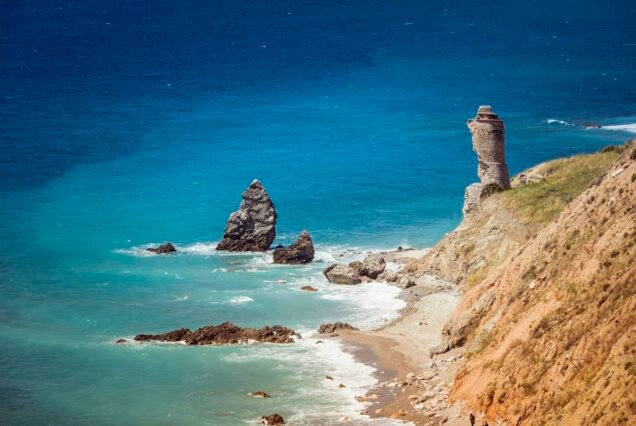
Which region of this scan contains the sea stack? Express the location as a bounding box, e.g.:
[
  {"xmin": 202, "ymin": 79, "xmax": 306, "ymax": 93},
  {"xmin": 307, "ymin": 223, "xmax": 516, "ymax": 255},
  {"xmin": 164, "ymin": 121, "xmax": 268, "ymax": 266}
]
[
  {"xmin": 216, "ymin": 179, "xmax": 277, "ymax": 251},
  {"xmin": 272, "ymin": 231, "xmax": 315, "ymax": 264},
  {"xmin": 463, "ymin": 106, "xmax": 511, "ymax": 214}
]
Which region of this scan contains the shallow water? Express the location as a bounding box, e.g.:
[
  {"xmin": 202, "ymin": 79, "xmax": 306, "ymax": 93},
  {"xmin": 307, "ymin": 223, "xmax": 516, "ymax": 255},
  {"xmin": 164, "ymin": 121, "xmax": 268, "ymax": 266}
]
[{"xmin": 1, "ymin": 0, "xmax": 635, "ymax": 424}]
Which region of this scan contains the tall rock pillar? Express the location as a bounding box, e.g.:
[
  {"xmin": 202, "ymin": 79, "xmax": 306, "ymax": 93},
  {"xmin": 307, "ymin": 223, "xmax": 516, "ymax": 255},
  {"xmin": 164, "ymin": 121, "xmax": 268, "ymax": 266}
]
[{"xmin": 463, "ymin": 106, "xmax": 511, "ymax": 215}]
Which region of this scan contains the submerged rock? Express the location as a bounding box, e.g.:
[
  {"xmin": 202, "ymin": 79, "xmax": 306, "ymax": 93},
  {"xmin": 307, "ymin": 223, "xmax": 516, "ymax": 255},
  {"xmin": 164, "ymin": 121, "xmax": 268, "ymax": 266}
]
[
  {"xmin": 272, "ymin": 231, "xmax": 315, "ymax": 264},
  {"xmin": 134, "ymin": 322, "xmax": 299, "ymax": 345},
  {"xmin": 260, "ymin": 414, "xmax": 285, "ymax": 425},
  {"xmin": 360, "ymin": 253, "xmax": 386, "ymax": 279},
  {"xmin": 146, "ymin": 242, "xmax": 177, "ymax": 254},
  {"xmin": 300, "ymin": 285, "xmax": 318, "ymax": 292},
  {"xmin": 115, "ymin": 339, "xmax": 127, "ymax": 344},
  {"xmin": 248, "ymin": 391, "xmax": 270, "ymax": 398},
  {"xmin": 323, "ymin": 263, "xmax": 362, "ymax": 284},
  {"xmin": 318, "ymin": 322, "xmax": 359, "ymax": 334},
  {"xmin": 216, "ymin": 179, "xmax": 277, "ymax": 252}
]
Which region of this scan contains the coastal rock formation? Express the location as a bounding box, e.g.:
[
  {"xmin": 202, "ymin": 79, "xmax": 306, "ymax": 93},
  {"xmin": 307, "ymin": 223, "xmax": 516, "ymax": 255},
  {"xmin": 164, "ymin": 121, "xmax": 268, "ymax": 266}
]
[
  {"xmin": 260, "ymin": 414, "xmax": 285, "ymax": 425},
  {"xmin": 300, "ymin": 285, "xmax": 318, "ymax": 292},
  {"xmin": 360, "ymin": 253, "xmax": 386, "ymax": 279},
  {"xmin": 272, "ymin": 231, "xmax": 315, "ymax": 264},
  {"xmin": 463, "ymin": 106, "xmax": 511, "ymax": 215},
  {"xmin": 134, "ymin": 322, "xmax": 299, "ymax": 345},
  {"xmin": 146, "ymin": 242, "xmax": 177, "ymax": 254},
  {"xmin": 248, "ymin": 391, "xmax": 270, "ymax": 398},
  {"xmin": 323, "ymin": 264, "xmax": 362, "ymax": 284},
  {"xmin": 216, "ymin": 180, "xmax": 277, "ymax": 252},
  {"xmin": 318, "ymin": 322, "xmax": 359, "ymax": 334}
]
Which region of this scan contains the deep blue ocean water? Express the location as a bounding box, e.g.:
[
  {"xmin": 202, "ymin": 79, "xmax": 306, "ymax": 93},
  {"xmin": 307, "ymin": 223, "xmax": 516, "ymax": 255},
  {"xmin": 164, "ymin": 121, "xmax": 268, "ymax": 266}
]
[{"xmin": 1, "ymin": 1, "xmax": 635, "ymax": 424}]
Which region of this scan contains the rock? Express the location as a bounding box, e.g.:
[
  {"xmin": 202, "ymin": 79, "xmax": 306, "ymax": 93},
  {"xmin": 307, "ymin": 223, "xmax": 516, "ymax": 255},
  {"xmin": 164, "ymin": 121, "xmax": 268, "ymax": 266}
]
[
  {"xmin": 325, "ymin": 375, "xmax": 334, "ymax": 380},
  {"xmin": 463, "ymin": 106, "xmax": 510, "ymax": 215},
  {"xmin": 300, "ymin": 285, "xmax": 318, "ymax": 292},
  {"xmin": 348, "ymin": 261, "xmax": 364, "ymax": 275},
  {"xmin": 146, "ymin": 242, "xmax": 177, "ymax": 254},
  {"xmin": 318, "ymin": 322, "xmax": 359, "ymax": 334},
  {"xmin": 249, "ymin": 391, "xmax": 270, "ymax": 398},
  {"xmin": 398, "ymin": 276, "xmax": 415, "ymax": 289},
  {"xmin": 216, "ymin": 180, "xmax": 277, "ymax": 252},
  {"xmin": 260, "ymin": 414, "xmax": 285, "ymax": 425},
  {"xmin": 360, "ymin": 253, "xmax": 386, "ymax": 279},
  {"xmin": 115, "ymin": 339, "xmax": 127, "ymax": 344},
  {"xmin": 323, "ymin": 264, "xmax": 361, "ymax": 284},
  {"xmin": 378, "ymin": 270, "xmax": 399, "ymax": 282},
  {"xmin": 134, "ymin": 322, "xmax": 299, "ymax": 345},
  {"xmin": 339, "ymin": 384, "xmax": 346, "ymax": 388},
  {"xmin": 272, "ymin": 231, "xmax": 315, "ymax": 264}
]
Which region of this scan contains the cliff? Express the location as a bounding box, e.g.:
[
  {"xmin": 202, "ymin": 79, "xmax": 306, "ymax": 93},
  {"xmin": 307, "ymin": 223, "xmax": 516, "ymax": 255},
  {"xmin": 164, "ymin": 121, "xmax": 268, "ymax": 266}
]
[{"xmin": 407, "ymin": 141, "xmax": 636, "ymax": 424}]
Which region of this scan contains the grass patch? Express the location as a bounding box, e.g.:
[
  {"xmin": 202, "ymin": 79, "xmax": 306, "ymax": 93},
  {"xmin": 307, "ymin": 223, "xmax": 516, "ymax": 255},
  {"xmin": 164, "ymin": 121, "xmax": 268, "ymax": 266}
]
[{"xmin": 501, "ymin": 152, "xmax": 618, "ymax": 224}]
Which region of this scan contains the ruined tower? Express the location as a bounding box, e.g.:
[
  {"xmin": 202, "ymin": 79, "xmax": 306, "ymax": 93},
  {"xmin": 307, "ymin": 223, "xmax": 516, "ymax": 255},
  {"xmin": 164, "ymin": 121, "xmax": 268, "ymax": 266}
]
[{"xmin": 463, "ymin": 106, "xmax": 511, "ymax": 215}]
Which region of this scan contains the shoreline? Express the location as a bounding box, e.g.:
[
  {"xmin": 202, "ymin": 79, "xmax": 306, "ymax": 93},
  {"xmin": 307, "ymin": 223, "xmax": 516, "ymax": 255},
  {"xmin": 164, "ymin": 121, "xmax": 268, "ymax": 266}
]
[{"xmin": 331, "ymin": 249, "xmax": 469, "ymax": 425}]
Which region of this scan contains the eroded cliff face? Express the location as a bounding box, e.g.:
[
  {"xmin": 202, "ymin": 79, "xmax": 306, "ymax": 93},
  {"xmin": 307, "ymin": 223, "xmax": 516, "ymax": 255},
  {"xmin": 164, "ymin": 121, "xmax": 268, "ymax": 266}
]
[{"xmin": 409, "ymin": 141, "xmax": 636, "ymax": 425}]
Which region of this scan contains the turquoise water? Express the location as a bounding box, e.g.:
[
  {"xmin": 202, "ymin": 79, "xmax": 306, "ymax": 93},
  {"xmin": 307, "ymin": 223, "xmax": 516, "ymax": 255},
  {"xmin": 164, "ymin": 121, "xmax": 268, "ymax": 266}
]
[{"xmin": 1, "ymin": 0, "xmax": 636, "ymax": 424}]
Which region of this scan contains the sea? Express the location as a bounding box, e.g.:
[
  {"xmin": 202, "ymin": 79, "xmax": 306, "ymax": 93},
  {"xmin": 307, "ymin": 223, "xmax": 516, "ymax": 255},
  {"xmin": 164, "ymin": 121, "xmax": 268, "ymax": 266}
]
[{"xmin": 1, "ymin": 1, "xmax": 635, "ymax": 424}]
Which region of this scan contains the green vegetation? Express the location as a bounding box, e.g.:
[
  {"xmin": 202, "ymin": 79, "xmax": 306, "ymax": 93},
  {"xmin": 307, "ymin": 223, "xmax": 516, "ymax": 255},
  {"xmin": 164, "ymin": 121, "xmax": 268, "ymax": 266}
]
[{"xmin": 501, "ymin": 151, "xmax": 618, "ymax": 224}]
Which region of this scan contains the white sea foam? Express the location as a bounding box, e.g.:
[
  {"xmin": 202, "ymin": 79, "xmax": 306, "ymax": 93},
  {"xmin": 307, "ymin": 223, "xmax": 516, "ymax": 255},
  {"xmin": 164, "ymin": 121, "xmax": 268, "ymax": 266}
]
[
  {"xmin": 600, "ymin": 123, "xmax": 636, "ymax": 134},
  {"xmin": 228, "ymin": 296, "xmax": 254, "ymax": 304},
  {"xmin": 546, "ymin": 118, "xmax": 574, "ymax": 126}
]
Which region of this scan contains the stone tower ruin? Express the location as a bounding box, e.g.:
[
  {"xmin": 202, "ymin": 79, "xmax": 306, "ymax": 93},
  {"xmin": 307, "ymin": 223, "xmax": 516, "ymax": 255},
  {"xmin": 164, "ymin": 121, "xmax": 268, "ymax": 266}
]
[{"xmin": 463, "ymin": 105, "xmax": 511, "ymax": 215}]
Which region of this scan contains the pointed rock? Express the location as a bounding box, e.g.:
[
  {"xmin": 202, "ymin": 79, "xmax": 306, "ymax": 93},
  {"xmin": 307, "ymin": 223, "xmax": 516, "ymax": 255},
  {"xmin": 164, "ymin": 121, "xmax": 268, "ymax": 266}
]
[
  {"xmin": 216, "ymin": 180, "xmax": 277, "ymax": 252},
  {"xmin": 146, "ymin": 242, "xmax": 177, "ymax": 254},
  {"xmin": 272, "ymin": 231, "xmax": 315, "ymax": 264}
]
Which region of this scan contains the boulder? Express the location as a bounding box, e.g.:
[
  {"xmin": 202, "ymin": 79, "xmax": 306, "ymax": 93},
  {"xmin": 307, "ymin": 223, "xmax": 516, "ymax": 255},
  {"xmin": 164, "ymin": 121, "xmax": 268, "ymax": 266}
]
[
  {"xmin": 323, "ymin": 264, "xmax": 361, "ymax": 284},
  {"xmin": 318, "ymin": 322, "xmax": 359, "ymax": 334},
  {"xmin": 134, "ymin": 322, "xmax": 299, "ymax": 345},
  {"xmin": 360, "ymin": 253, "xmax": 386, "ymax": 279},
  {"xmin": 115, "ymin": 339, "xmax": 127, "ymax": 344},
  {"xmin": 378, "ymin": 270, "xmax": 399, "ymax": 283},
  {"xmin": 348, "ymin": 261, "xmax": 364, "ymax": 275},
  {"xmin": 260, "ymin": 414, "xmax": 285, "ymax": 425},
  {"xmin": 398, "ymin": 276, "xmax": 416, "ymax": 289},
  {"xmin": 272, "ymin": 231, "xmax": 315, "ymax": 264},
  {"xmin": 146, "ymin": 242, "xmax": 177, "ymax": 254},
  {"xmin": 216, "ymin": 180, "xmax": 277, "ymax": 252},
  {"xmin": 300, "ymin": 285, "xmax": 318, "ymax": 292}
]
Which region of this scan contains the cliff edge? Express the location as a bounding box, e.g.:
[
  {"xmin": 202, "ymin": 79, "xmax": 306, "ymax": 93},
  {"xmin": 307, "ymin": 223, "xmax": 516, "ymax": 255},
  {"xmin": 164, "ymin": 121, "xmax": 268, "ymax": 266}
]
[{"xmin": 407, "ymin": 141, "xmax": 635, "ymax": 425}]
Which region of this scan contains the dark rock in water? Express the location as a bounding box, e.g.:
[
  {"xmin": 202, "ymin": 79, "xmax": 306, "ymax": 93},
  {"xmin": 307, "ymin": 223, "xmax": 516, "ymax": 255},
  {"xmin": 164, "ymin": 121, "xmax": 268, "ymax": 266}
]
[
  {"xmin": 272, "ymin": 231, "xmax": 315, "ymax": 264},
  {"xmin": 360, "ymin": 254, "xmax": 386, "ymax": 279},
  {"xmin": 115, "ymin": 339, "xmax": 127, "ymax": 344},
  {"xmin": 216, "ymin": 179, "xmax": 277, "ymax": 252},
  {"xmin": 135, "ymin": 327, "xmax": 193, "ymax": 343},
  {"xmin": 260, "ymin": 414, "xmax": 285, "ymax": 425},
  {"xmin": 134, "ymin": 322, "xmax": 299, "ymax": 345},
  {"xmin": 248, "ymin": 391, "xmax": 270, "ymax": 398},
  {"xmin": 318, "ymin": 322, "xmax": 359, "ymax": 334},
  {"xmin": 323, "ymin": 264, "xmax": 361, "ymax": 284},
  {"xmin": 300, "ymin": 285, "xmax": 318, "ymax": 292},
  {"xmin": 146, "ymin": 242, "xmax": 177, "ymax": 254}
]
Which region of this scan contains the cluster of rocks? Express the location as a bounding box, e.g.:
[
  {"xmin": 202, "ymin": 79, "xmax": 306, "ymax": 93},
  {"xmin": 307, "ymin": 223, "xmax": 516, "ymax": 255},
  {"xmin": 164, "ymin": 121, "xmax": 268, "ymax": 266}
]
[
  {"xmin": 133, "ymin": 322, "xmax": 299, "ymax": 345},
  {"xmin": 463, "ymin": 106, "xmax": 511, "ymax": 215},
  {"xmin": 380, "ymin": 357, "xmax": 461, "ymax": 422},
  {"xmin": 317, "ymin": 322, "xmax": 359, "ymax": 334},
  {"xmin": 323, "ymin": 253, "xmax": 386, "ymax": 284},
  {"xmin": 214, "ymin": 179, "xmax": 316, "ymax": 264}
]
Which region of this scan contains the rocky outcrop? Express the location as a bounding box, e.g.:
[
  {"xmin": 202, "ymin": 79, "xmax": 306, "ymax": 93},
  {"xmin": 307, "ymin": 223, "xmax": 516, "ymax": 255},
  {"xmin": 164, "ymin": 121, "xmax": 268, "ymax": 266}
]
[
  {"xmin": 134, "ymin": 322, "xmax": 299, "ymax": 345},
  {"xmin": 272, "ymin": 231, "xmax": 315, "ymax": 264},
  {"xmin": 248, "ymin": 391, "xmax": 270, "ymax": 398},
  {"xmin": 318, "ymin": 322, "xmax": 359, "ymax": 334},
  {"xmin": 260, "ymin": 414, "xmax": 285, "ymax": 425},
  {"xmin": 360, "ymin": 253, "xmax": 386, "ymax": 279},
  {"xmin": 324, "ymin": 254, "xmax": 387, "ymax": 284},
  {"xmin": 300, "ymin": 285, "xmax": 318, "ymax": 292},
  {"xmin": 323, "ymin": 264, "xmax": 362, "ymax": 284},
  {"xmin": 216, "ymin": 180, "xmax": 277, "ymax": 252},
  {"xmin": 146, "ymin": 242, "xmax": 177, "ymax": 254},
  {"xmin": 463, "ymin": 106, "xmax": 510, "ymax": 215}
]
